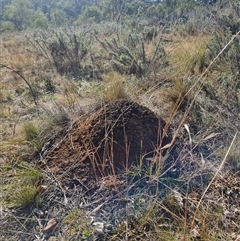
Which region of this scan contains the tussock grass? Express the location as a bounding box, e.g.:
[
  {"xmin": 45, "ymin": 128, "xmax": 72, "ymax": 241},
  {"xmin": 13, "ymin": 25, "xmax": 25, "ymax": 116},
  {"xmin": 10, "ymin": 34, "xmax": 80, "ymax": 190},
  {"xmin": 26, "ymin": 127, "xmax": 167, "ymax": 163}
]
[
  {"xmin": 168, "ymin": 35, "xmax": 209, "ymax": 78},
  {"xmin": 102, "ymin": 71, "xmax": 128, "ymax": 102},
  {"xmin": 0, "ymin": 38, "xmax": 39, "ymax": 72},
  {"xmin": 1, "ymin": 161, "xmax": 41, "ymax": 208}
]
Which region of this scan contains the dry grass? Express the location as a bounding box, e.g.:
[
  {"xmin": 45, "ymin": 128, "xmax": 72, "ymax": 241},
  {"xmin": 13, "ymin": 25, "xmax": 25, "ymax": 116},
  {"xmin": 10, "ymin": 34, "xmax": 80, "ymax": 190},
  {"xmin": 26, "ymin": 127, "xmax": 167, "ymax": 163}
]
[
  {"xmin": 0, "ymin": 26, "xmax": 239, "ymax": 241},
  {"xmin": 0, "ymin": 38, "xmax": 41, "ymax": 73},
  {"xmin": 168, "ymin": 35, "xmax": 210, "ymax": 78},
  {"xmin": 102, "ymin": 71, "xmax": 128, "ymax": 102}
]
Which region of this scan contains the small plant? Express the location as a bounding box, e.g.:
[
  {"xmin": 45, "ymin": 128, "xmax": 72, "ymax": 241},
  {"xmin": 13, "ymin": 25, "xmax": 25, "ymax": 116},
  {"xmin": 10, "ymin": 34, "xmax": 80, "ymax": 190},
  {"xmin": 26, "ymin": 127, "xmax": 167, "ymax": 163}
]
[
  {"xmin": 11, "ymin": 185, "xmax": 39, "ymax": 208},
  {"xmin": 23, "ymin": 122, "xmax": 42, "ymax": 154},
  {"xmin": 2, "ymin": 161, "xmax": 42, "ymax": 208},
  {"xmin": 63, "ymin": 209, "xmax": 94, "ymax": 240},
  {"xmin": 24, "ymin": 122, "xmax": 39, "ymax": 142}
]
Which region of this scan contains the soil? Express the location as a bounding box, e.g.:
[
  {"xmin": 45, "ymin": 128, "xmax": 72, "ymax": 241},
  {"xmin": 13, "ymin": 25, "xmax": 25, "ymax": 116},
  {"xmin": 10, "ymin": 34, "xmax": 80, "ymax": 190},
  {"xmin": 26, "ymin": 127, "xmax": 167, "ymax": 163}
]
[{"xmin": 42, "ymin": 100, "xmax": 171, "ymax": 189}]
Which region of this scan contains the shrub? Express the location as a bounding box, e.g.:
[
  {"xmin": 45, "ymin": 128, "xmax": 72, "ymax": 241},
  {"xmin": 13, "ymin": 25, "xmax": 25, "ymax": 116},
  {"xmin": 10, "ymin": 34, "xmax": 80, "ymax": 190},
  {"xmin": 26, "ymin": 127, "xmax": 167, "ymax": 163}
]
[
  {"xmin": 27, "ymin": 30, "xmax": 91, "ymax": 78},
  {"xmin": 205, "ymin": 31, "xmax": 240, "ymax": 75},
  {"xmin": 214, "ymin": 1, "xmax": 240, "ymax": 35},
  {"xmin": 0, "ymin": 21, "xmax": 15, "ymax": 32},
  {"xmin": 99, "ymin": 32, "xmax": 166, "ymax": 79},
  {"xmin": 81, "ymin": 5, "xmax": 103, "ymax": 23}
]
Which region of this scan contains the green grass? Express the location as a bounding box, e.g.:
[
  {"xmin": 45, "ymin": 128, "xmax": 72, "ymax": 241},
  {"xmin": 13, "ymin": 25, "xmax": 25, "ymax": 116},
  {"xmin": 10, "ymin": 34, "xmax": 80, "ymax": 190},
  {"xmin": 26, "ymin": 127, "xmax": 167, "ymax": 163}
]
[
  {"xmin": 63, "ymin": 209, "xmax": 94, "ymax": 240},
  {"xmin": 1, "ymin": 161, "xmax": 42, "ymax": 208}
]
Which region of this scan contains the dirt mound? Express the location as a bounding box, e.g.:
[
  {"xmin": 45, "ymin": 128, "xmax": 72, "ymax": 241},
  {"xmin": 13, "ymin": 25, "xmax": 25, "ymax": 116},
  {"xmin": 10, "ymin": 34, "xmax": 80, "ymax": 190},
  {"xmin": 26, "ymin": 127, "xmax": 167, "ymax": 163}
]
[{"xmin": 43, "ymin": 100, "xmax": 171, "ymax": 188}]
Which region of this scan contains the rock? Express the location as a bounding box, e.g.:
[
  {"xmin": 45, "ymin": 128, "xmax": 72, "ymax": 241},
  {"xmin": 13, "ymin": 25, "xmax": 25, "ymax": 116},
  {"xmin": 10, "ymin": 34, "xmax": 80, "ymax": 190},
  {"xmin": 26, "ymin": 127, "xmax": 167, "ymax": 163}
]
[
  {"xmin": 235, "ymin": 235, "xmax": 240, "ymax": 241},
  {"xmin": 43, "ymin": 219, "xmax": 58, "ymax": 234},
  {"xmin": 92, "ymin": 221, "xmax": 104, "ymax": 238},
  {"xmin": 37, "ymin": 185, "xmax": 47, "ymax": 193},
  {"xmin": 33, "ymin": 208, "xmax": 45, "ymax": 217},
  {"xmin": 48, "ymin": 237, "xmax": 57, "ymax": 241}
]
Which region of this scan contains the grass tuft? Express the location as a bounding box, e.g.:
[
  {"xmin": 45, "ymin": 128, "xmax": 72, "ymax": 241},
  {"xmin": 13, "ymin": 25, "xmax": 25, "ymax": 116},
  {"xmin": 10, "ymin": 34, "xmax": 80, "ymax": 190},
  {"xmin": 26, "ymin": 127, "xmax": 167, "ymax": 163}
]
[
  {"xmin": 102, "ymin": 71, "xmax": 128, "ymax": 102},
  {"xmin": 1, "ymin": 161, "xmax": 42, "ymax": 208}
]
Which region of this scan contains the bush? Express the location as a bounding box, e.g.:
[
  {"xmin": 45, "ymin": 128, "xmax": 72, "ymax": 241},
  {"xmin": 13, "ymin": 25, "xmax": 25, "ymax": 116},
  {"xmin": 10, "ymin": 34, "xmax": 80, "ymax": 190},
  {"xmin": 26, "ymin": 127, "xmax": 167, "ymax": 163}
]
[
  {"xmin": 214, "ymin": 1, "xmax": 240, "ymax": 35},
  {"xmin": 0, "ymin": 21, "xmax": 15, "ymax": 32},
  {"xmin": 81, "ymin": 5, "xmax": 103, "ymax": 23},
  {"xmin": 27, "ymin": 30, "xmax": 91, "ymax": 78},
  {"xmin": 100, "ymin": 32, "xmax": 166, "ymax": 79},
  {"xmin": 31, "ymin": 9, "xmax": 49, "ymax": 29}
]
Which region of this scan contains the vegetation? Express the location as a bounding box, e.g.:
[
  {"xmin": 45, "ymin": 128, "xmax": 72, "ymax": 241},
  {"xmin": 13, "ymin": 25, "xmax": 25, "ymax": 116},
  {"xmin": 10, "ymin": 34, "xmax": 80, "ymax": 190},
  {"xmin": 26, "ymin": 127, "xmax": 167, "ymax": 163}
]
[{"xmin": 0, "ymin": 0, "xmax": 239, "ymax": 240}]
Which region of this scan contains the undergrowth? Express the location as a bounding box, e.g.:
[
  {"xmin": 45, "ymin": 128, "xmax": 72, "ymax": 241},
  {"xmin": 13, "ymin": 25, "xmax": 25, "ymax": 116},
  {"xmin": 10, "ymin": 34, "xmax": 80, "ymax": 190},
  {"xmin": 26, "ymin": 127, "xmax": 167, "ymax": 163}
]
[{"xmin": 0, "ymin": 3, "xmax": 240, "ymax": 240}]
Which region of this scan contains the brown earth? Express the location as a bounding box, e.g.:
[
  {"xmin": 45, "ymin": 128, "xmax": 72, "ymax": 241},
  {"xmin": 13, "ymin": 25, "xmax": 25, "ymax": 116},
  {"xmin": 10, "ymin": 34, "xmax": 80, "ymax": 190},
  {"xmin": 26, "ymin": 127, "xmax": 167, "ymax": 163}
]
[{"xmin": 42, "ymin": 100, "xmax": 171, "ymax": 188}]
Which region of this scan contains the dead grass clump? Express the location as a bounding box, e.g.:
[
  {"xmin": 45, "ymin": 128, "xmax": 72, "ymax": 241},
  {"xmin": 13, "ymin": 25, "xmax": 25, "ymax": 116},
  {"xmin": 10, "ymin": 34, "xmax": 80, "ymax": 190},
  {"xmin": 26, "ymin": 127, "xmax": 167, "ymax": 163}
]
[
  {"xmin": 168, "ymin": 35, "xmax": 209, "ymax": 78},
  {"xmin": 102, "ymin": 71, "xmax": 128, "ymax": 102}
]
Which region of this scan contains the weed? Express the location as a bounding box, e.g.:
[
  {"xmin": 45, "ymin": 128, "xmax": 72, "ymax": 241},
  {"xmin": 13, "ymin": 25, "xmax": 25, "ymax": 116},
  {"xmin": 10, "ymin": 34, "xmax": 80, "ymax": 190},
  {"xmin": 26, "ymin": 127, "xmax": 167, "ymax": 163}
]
[
  {"xmin": 10, "ymin": 185, "xmax": 39, "ymax": 207},
  {"xmin": 24, "ymin": 122, "xmax": 39, "ymax": 142}
]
